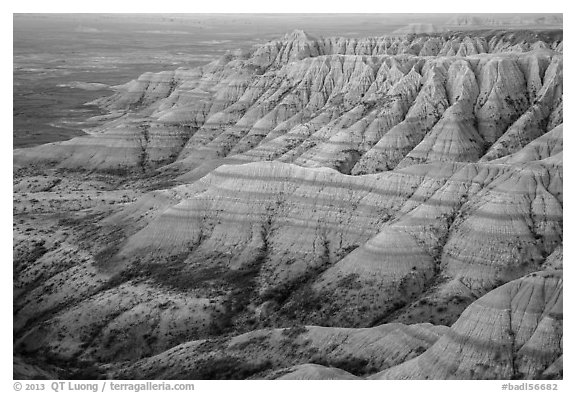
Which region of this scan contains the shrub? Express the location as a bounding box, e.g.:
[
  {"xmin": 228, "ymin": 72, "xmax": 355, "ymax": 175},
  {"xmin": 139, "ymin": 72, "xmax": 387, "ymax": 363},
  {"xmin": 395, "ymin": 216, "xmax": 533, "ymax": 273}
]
[
  {"xmin": 281, "ymin": 326, "xmax": 308, "ymax": 339},
  {"xmin": 187, "ymin": 356, "xmax": 272, "ymax": 379},
  {"xmin": 310, "ymin": 355, "xmax": 378, "ymax": 376}
]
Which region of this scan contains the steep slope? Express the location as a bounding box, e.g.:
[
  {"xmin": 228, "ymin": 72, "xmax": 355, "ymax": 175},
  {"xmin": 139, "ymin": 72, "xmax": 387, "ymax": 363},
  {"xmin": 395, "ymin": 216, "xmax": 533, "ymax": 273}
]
[
  {"xmin": 492, "ymin": 124, "xmax": 562, "ymax": 164},
  {"xmin": 14, "ymin": 30, "xmax": 563, "ymax": 177},
  {"xmin": 373, "ymin": 270, "xmax": 562, "ymax": 379},
  {"xmin": 13, "ymin": 357, "xmax": 57, "ymax": 380},
  {"xmin": 13, "ymin": 28, "xmax": 563, "ymax": 380},
  {"xmin": 49, "ymin": 269, "xmax": 560, "ymax": 380},
  {"xmin": 14, "ymin": 146, "xmax": 562, "ymax": 362},
  {"xmin": 274, "ymin": 364, "xmax": 360, "ymax": 380},
  {"xmin": 112, "ymin": 323, "xmax": 449, "ymax": 379}
]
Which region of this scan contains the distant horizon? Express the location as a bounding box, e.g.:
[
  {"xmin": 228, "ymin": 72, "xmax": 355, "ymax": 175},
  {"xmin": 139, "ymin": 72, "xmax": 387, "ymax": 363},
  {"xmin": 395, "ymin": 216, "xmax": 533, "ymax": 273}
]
[{"xmin": 11, "ymin": 8, "xmax": 566, "ymax": 385}]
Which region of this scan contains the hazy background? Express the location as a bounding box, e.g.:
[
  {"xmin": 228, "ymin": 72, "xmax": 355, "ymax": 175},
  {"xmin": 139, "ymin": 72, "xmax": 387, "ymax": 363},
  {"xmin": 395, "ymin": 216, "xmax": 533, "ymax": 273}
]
[{"xmin": 13, "ymin": 13, "xmax": 562, "ymax": 148}]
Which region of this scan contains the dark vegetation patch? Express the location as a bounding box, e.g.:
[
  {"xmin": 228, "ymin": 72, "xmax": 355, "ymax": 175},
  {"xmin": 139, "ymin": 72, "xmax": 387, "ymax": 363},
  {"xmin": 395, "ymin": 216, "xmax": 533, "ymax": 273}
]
[
  {"xmin": 100, "ymin": 235, "xmax": 341, "ymax": 334},
  {"xmin": 336, "ymin": 273, "xmax": 362, "ymax": 290},
  {"xmin": 93, "ymin": 242, "xmax": 124, "ymax": 271},
  {"xmin": 57, "ymin": 212, "xmax": 129, "ymax": 260},
  {"xmin": 13, "ymin": 240, "xmax": 49, "ymax": 276},
  {"xmin": 23, "ymin": 353, "xmax": 107, "ymax": 380},
  {"xmin": 68, "ymin": 363, "xmax": 107, "ymax": 380},
  {"xmin": 369, "ymin": 299, "xmax": 409, "ymax": 327},
  {"xmin": 337, "ymin": 149, "xmax": 362, "ymax": 175},
  {"xmin": 258, "ymin": 236, "xmax": 338, "ymax": 325},
  {"xmin": 96, "ymin": 245, "xmax": 269, "ymax": 336},
  {"xmin": 186, "ymin": 356, "xmax": 273, "ymax": 380},
  {"xmin": 482, "ymin": 29, "xmax": 563, "ymax": 46},
  {"xmin": 268, "ymin": 284, "xmax": 334, "ymax": 326},
  {"xmin": 195, "ymin": 338, "xmax": 228, "ymax": 354},
  {"xmin": 335, "ymin": 244, "xmax": 360, "ymax": 259},
  {"xmin": 309, "ymin": 355, "xmax": 380, "ymax": 376},
  {"xmin": 413, "ymin": 29, "xmax": 563, "ymax": 45},
  {"xmin": 14, "ymin": 164, "xmax": 61, "ymax": 179},
  {"xmin": 281, "ymin": 325, "xmax": 308, "ymax": 339},
  {"xmin": 138, "ymin": 262, "xmax": 224, "ymax": 292},
  {"xmin": 57, "ymin": 211, "xmax": 108, "ymax": 228},
  {"xmin": 228, "ymin": 334, "xmax": 269, "ymax": 351},
  {"xmin": 388, "ymin": 293, "xmax": 473, "ymax": 326},
  {"xmin": 143, "ymin": 178, "xmax": 179, "ymax": 191},
  {"xmin": 413, "ymin": 345, "xmax": 427, "ymax": 356},
  {"xmin": 207, "ymin": 256, "xmax": 266, "ymax": 335}
]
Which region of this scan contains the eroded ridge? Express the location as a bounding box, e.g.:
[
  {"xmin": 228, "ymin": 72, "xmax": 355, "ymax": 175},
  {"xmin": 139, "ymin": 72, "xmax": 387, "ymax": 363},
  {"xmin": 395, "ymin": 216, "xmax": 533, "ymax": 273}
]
[{"xmin": 13, "ymin": 29, "xmax": 563, "ymax": 380}]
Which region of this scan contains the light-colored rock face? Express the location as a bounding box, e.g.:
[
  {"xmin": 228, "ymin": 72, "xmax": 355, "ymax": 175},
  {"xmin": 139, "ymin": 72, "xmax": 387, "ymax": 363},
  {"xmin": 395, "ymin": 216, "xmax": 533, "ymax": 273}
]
[
  {"xmin": 112, "ymin": 322, "xmax": 449, "ymax": 379},
  {"xmin": 13, "ymin": 28, "xmax": 562, "ymax": 380},
  {"xmin": 14, "ymin": 30, "xmax": 562, "ymax": 176},
  {"xmin": 14, "ymin": 143, "xmax": 562, "ymax": 363},
  {"xmin": 93, "ymin": 148, "xmax": 559, "ymax": 328},
  {"xmin": 373, "ymin": 270, "xmax": 562, "ymax": 380},
  {"xmin": 275, "ymin": 364, "xmax": 360, "ymax": 380},
  {"xmin": 41, "ymin": 271, "xmax": 559, "ymax": 380}
]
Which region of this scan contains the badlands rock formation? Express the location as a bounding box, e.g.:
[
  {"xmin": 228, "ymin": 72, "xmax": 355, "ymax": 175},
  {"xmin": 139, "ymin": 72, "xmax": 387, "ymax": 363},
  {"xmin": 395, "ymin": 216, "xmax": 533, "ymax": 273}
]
[
  {"xmin": 113, "ymin": 323, "xmax": 450, "ymax": 379},
  {"xmin": 13, "ymin": 29, "xmax": 562, "ymax": 380},
  {"xmin": 14, "ymin": 30, "xmax": 563, "ymax": 174},
  {"xmin": 445, "ymin": 15, "xmax": 563, "ymax": 29},
  {"xmin": 107, "ymin": 270, "xmax": 562, "ymax": 380},
  {"xmin": 374, "ymin": 271, "xmax": 563, "ymax": 380}
]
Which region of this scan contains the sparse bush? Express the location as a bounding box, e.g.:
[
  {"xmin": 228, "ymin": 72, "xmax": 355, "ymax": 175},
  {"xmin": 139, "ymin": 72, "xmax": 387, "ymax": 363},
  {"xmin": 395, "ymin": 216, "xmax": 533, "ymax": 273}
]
[
  {"xmin": 281, "ymin": 325, "xmax": 308, "ymax": 339},
  {"xmin": 229, "ymin": 335, "xmax": 268, "ymax": 351},
  {"xmin": 68, "ymin": 364, "xmax": 106, "ymax": 380},
  {"xmin": 310, "ymin": 355, "xmax": 378, "ymax": 376},
  {"xmin": 337, "ymin": 273, "xmax": 362, "ymax": 290},
  {"xmin": 186, "ymin": 356, "xmax": 272, "ymax": 380}
]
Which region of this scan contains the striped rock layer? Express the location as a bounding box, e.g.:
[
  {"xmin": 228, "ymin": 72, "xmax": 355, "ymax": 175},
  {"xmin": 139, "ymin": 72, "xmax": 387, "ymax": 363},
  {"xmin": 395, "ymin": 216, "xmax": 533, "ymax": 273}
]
[
  {"xmin": 13, "ymin": 29, "xmax": 563, "ymax": 380},
  {"xmin": 14, "ymin": 30, "xmax": 562, "ymax": 176}
]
